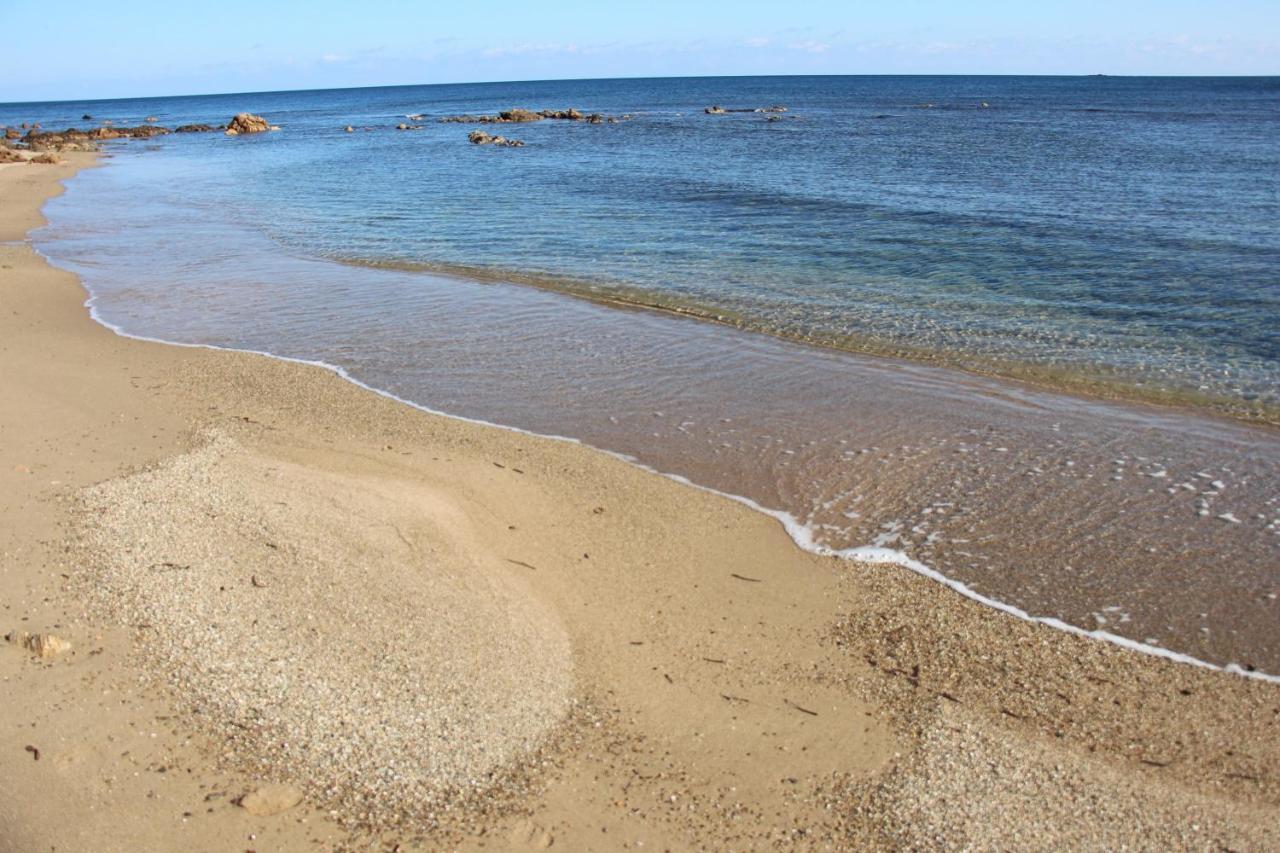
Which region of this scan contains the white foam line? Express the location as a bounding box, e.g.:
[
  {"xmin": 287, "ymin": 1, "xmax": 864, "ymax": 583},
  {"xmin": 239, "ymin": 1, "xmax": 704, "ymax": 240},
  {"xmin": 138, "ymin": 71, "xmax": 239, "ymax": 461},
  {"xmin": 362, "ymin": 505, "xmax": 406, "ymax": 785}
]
[{"xmin": 33, "ymin": 239, "xmax": 1280, "ymax": 687}]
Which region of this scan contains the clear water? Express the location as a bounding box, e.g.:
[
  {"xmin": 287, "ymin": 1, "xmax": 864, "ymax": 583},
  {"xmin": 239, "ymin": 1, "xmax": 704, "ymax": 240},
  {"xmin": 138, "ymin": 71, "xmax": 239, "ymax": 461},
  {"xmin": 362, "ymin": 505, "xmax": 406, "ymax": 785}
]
[
  {"xmin": 6, "ymin": 75, "xmax": 1279, "ymax": 414},
  {"xmin": 8, "ymin": 76, "xmax": 1280, "ymax": 672}
]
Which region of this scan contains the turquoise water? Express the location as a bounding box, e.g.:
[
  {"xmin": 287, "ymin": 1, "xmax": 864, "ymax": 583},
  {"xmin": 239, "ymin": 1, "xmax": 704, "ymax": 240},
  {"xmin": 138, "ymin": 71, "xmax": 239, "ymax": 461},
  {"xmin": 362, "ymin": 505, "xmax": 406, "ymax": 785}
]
[{"xmin": 6, "ymin": 75, "xmax": 1278, "ymax": 411}]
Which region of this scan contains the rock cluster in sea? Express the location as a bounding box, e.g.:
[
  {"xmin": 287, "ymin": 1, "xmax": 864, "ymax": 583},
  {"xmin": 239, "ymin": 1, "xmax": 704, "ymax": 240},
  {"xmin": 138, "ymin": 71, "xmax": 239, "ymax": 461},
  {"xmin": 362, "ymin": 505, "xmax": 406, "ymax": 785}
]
[
  {"xmin": 439, "ymin": 107, "xmax": 623, "ymax": 124},
  {"xmin": 468, "ymin": 129, "xmax": 525, "ymax": 147},
  {"xmin": 704, "ymin": 104, "xmax": 788, "ymax": 114}
]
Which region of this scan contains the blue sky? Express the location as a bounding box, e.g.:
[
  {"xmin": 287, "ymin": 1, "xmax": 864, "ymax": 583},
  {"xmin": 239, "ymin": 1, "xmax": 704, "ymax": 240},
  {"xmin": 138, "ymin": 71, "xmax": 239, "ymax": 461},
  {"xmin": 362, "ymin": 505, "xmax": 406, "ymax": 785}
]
[{"xmin": 3, "ymin": 1, "xmax": 1277, "ymax": 101}]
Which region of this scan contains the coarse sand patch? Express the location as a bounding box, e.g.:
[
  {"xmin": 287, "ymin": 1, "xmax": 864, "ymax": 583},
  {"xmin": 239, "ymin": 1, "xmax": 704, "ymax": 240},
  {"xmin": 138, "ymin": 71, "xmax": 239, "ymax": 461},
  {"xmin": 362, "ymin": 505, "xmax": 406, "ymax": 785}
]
[{"xmin": 74, "ymin": 431, "xmax": 574, "ymax": 821}]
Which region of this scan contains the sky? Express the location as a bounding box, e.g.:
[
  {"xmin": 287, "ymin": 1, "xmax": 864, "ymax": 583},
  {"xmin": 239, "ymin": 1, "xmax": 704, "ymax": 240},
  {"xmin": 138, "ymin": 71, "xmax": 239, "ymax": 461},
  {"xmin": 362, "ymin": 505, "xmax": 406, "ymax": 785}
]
[{"xmin": 2, "ymin": 0, "xmax": 1277, "ymax": 102}]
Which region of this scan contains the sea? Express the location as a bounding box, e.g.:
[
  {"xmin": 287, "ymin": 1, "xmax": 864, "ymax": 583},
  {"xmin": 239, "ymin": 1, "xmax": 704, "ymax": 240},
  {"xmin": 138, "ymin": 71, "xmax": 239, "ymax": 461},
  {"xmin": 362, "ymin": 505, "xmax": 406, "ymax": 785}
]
[{"xmin": 4, "ymin": 75, "xmax": 1278, "ymax": 674}]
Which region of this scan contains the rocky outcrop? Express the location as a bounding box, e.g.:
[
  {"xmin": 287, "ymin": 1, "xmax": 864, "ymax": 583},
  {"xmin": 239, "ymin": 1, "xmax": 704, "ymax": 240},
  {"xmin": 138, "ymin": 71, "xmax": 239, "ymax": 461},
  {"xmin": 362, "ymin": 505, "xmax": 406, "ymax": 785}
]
[
  {"xmin": 174, "ymin": 124, "xmax": 215, "ymax": 133},
  {"xmin": 4, "ymin": 128, "xmax": 19, "ymax": 140},
  {"xmin": 440, "ymin": 107, "xmax": 612, "ymax": 124},
  {"xmin": 128, "ymin": 124, "xmax": 172, "ymax": 138},
  {"xmin": 224, "ymin": 113, "xmax": 271, "ymax": 135},
  {"xmin": 705, "ymin": 105, "xmax": 787, "ymax": 114},
  {"xmin": 468, "ymin": 130, "xmax": 524, "ymax": 147},
  {"xmin": 13, "ymin": 123, "xmax": 178, "ymax": 151}
]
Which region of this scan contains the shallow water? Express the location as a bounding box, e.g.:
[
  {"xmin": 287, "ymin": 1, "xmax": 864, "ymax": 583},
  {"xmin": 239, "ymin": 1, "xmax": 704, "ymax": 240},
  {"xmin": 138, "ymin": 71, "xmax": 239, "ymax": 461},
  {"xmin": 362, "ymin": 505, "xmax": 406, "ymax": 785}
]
[{"xmin": 10, "ymin": 75, "xmax": 1280, "ymax": 672}]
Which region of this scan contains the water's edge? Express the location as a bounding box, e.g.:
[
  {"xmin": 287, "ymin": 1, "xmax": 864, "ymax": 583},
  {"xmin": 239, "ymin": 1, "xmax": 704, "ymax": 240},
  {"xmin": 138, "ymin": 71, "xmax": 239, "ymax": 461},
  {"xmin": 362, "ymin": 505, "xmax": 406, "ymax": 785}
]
[
  {"xmin": 32, "ymin": 171, "xmax": 1279, "ymax": 685},
  {"xmin": 334, "ymin": 254, "xmax": 1280, "ymax": 430}
]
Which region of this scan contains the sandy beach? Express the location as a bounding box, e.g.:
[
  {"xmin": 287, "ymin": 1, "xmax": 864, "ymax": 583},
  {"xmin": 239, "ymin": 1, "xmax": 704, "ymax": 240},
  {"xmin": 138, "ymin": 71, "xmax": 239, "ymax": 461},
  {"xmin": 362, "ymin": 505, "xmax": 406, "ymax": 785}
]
[{"xmin": 2, "ymin": 155, "xmax": 1279, "ymax": 850}]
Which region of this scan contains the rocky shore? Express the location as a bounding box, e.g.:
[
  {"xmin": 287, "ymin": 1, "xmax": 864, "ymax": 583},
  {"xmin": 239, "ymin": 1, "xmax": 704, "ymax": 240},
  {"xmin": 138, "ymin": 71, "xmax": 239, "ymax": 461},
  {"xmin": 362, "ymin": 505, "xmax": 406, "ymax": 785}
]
[{"xmin": 0, "ymin": 112, "xmax": 273, "ymax": 154}]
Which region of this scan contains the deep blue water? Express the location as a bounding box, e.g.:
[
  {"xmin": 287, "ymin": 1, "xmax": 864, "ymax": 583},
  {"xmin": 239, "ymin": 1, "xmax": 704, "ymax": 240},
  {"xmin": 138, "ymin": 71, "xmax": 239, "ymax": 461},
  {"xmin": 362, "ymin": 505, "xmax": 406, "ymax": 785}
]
[{"xmin": 5, "ymin": 75, "xmax": 1278, "ymax": 411}]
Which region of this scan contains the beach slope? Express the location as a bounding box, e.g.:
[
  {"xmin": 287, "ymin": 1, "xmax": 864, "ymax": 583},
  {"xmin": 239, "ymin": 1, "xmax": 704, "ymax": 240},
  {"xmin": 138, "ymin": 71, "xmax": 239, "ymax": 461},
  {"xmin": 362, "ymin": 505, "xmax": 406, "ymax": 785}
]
[{"xmin": 1, "ymin": 157, "xmax": 1277, "ymax": 851}]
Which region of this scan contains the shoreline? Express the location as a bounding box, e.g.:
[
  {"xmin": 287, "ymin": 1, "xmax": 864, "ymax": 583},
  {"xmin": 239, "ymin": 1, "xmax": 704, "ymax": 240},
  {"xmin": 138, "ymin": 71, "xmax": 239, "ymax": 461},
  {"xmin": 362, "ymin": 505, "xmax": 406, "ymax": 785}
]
[
  {"xmin": 52, "ymin": 154, "xmax": 1280, "ymax": 679},
  {"xmin": 3, "ymin": 154, "xmax": 1278, "ymax": 849},
  {"xmin": 73, "ymin": 247, "xmax": 1280, "ymax": 686}
]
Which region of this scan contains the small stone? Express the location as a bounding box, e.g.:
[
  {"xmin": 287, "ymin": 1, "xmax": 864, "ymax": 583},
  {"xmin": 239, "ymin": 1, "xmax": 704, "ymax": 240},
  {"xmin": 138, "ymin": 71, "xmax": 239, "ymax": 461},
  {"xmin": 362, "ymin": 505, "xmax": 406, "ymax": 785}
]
[
  {"xmin": 8, "ymin": 631, "xmax": 72, "ymax": 658},
  {"xmin": 237, "ymin": 783, "xmax": 303, "ymax": 816}
]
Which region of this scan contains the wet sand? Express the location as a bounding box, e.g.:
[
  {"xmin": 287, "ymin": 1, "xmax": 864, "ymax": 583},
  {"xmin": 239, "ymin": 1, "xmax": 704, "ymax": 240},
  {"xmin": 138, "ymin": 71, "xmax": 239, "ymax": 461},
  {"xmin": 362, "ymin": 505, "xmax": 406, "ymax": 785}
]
[{"xmin": 2, "ymin": 155, "xmax": 1279, "ymax": 850}]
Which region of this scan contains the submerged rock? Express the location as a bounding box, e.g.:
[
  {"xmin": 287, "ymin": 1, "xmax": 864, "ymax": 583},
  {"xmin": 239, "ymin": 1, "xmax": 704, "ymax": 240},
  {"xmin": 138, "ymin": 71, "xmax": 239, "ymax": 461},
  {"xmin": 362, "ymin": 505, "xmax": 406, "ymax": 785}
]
[
  {"xmin": 705, "ymin": 104, "xmax": 787, "ymax": 114},
  {"xmin": 174, "ymin": 124, "xmax": 215, "ymax": 133}
]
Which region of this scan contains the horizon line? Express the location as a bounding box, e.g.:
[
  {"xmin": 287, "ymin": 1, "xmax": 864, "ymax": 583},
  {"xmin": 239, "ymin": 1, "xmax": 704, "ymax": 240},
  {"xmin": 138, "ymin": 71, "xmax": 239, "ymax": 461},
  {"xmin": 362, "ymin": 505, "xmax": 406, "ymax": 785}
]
[{"xmin": 4, "ymin": 71, "xmax": 1278, "ymax": 107}]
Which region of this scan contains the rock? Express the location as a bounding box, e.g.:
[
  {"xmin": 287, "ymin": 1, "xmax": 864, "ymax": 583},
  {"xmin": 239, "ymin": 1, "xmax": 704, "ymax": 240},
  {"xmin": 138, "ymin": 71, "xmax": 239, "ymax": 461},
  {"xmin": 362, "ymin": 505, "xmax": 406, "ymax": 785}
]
[
  {"xmin": 125, "ymin": 125, "xmax": 171, "ymax": 138},
  {"xmin": 225, "ymin": 113, "xmax": 271, "ymax": 135},
  {"xmin": 499, "ymin": 108, "xmax": 543, "ymax": 122},
  {"xmin": 442, "ymin": 107, "xmax": 601, "ymax": 124},
  {"xmin": 28, "ymin": 153, "xmax": 62, "ymax": 165},
  {"xmin": 4, "ymin": 128, "xmax": 18, "ymax": 140},
  {"xmin": 6, "ymin": 631, "xmax": 72, "ymax": 657},
  {"xmin": 344, "ymin": 125, "xmax": 354, "ymax": 133},
  {"xmin": 586, "ymin": 113, "xmax": 603, "ymax": 124},
  {"xmin": 82, "ymin": 114, "xmax": 93, "ymax": 120},
  {"xmin": 237, "ymin": 783, "xmax": 303, "ymax": 816},
  {"xmin": 468, "ymin": 130, "xmax": 524, "ymax": 147},
  {"xmin": 0, "ymin": 147, "xmax": 24, "ymax": 163},
  {"xmin": 538, "ymin": 107, "xmax": 582, "ymax": 121},
  {"xmin": 89, "ymin": 127, "xmax": 121, "ymax": 140},
  {"xmin": 706, "ymin": 104, "xmax": 787, "ymax": 115},
  {"xmin": 174, "ymin": 124, "xmax": 214, "ymax": 133}
]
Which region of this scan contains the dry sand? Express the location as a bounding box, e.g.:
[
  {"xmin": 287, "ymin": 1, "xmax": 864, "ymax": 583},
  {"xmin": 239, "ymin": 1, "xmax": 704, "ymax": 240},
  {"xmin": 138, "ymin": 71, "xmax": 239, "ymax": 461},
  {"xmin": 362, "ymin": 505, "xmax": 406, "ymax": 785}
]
[{"xmin": 1, "ymin": 155, "xmax": 1278, "ymax": 851}]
